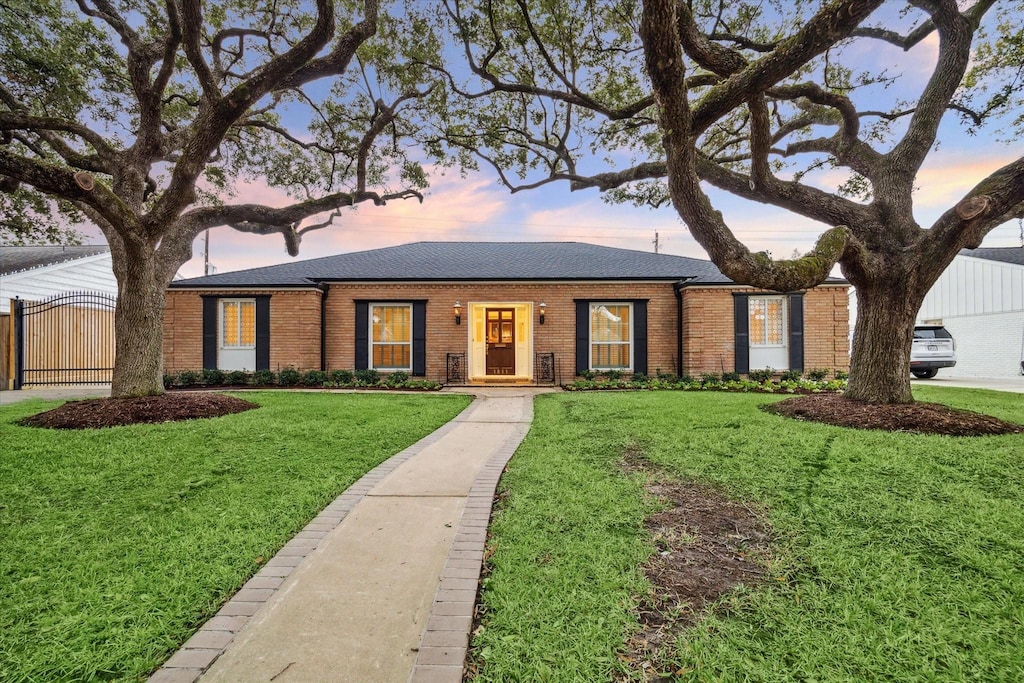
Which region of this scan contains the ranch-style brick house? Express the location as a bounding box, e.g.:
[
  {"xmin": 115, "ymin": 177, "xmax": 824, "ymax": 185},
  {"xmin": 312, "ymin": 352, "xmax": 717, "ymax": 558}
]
[{"xmin": 163, "ymin": 241, "xmax": 850, "ymax": 383}]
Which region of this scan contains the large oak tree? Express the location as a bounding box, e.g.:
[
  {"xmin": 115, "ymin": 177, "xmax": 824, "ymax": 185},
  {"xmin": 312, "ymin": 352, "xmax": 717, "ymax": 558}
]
[
  {"xmin": 426, "ymin": 0, "xmax": 1024, "ymax": 403},
  {"xmin": 0, "ymin": 0, "xmax": 439, "ymax": 396}
]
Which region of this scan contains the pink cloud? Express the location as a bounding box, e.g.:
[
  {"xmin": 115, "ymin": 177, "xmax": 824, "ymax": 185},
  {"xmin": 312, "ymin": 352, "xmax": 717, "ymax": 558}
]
[{"xmin": 179, "ymin": 170, "xmax": 512, "ymax": 278}]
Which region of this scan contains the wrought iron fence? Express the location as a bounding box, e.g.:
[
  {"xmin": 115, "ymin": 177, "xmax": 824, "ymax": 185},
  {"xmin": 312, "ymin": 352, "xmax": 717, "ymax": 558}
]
[{"xmin": 13, "ymin": 291, "xmax": 117, "ymax": 388}]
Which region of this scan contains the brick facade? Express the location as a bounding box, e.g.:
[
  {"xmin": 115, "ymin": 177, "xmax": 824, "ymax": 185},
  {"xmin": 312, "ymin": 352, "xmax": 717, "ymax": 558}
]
[
  {"xmin": 164, "ymin": 289, "xmax": 322, "ymax": 373},
  {"xmin": 680, "ymin": 285, "xmax": 850, "ymax": 375},
  {"xmin": 163, "ymin": 282, "xmax": 850, "ymax": 380}
]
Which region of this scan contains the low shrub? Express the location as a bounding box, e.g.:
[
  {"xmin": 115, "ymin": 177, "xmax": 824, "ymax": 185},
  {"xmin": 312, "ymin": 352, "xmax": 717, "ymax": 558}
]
[
  {"xmin": 834, "ymin": 369, "xmax": 849, "ymax": 381},
  {"xmin": 780, "ymin": 369, "xmax": 803, "ymax": 382},
  {"xmin": 201, "ymin": 368, "xmax": 225, "ymax": 386},
  {"xmin": 747, "ymin": 368, "xmax": 774, "ymax": 383},
  {"xmin": 251, "ymin": 369, "xmax": 276, "ymax": 386},
  {"xmin": 176, "ymin": 370, "xmax": 201, "ymax": 387},
  {"xmin": 700, "ymin": 373, "xmax": 721, "ymax": 386},
  {"xmin": 602, "ymin": 369, "xmax": 624, "ymax": 381},
  {"xmin": 721, "ymin": 371, "xmax": 741, "ymax": 382},
  {"xmin": 277, "ymin": 367, "xmax": 302, "ymax": 386},
  {"xmin": 385, "ymin": 370, "xmax": 410, "ymax": 386},
  {"xmin": 807, "ymin": 368, "xmax": 830, "ymax": 382},
  {"xmin": 354, "ymin": 368, "xmax": 380, "ymax": 385},
  {"xmin": 579, "ymin": 369, "xmax": 597, "ymax": 381},
  {"xmin": 162, "ymin": 374, "xmax": 176, "ymax": 389},
  {"xmin": 631, "ymin": 372, "xmax": 648, "ymax": 384},
  {"xmin": 330, "ymin": 369, "xmax": 354, "ymax": 385},
  {"xmin": 403, "ymin": 379, "xmax": 443, "ymax": 390},
  {"xmin": 655, "ymin": 369, "xmax": 679, "ymax": 384},
  {"xmin": 302, "ymin": 369, "xmax": 328, "ymax": 387},
  {"xmin": 225, "ymin": 370, "xmax": 250, "ymax": 386}
]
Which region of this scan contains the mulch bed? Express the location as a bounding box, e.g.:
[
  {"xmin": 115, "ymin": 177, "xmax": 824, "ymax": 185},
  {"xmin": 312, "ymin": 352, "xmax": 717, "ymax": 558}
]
[
  {"xmin": 763, "ymin": 393, "xmax": 1023, "ymax": 436},
  {"xmin": 16, "ymin": 393, "xmax": 258, "ymax": 429}
]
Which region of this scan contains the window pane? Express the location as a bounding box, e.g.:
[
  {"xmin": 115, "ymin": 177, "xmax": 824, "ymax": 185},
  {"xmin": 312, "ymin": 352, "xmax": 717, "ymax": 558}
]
[
  {"xmin": 749, "ymin": 298, "xmax": 784, "ymax": 346},
  {"xmin": 765, "ymin": 299, "xmax": 784, "ymax": 345},
  {"xmin": 371, "ymin": 304, "xmax": 412, "ymax": 370},
  {"xmin": 222, "ymin": 302, "xmax": 240, "ymax": 346},
  {"xmin": 591, "ymin": 304, "xmax": 628, "ymax": 342},
  {"xmin": 748, "ymin": 299, "xmax": 766, "ymax": 345},
  {"xmin": 590, "ymin": 303, "xmax": 631, "ymax": 369},
  {"xmin": 372, "ymin": 305, "xmax": 410, "ymax": 343},
  {"xmin": 240, "ymin": 301, "xmax": 255, "ymax": 346},
  {"xmin": 373, "ymin": 344, "xmax": 410, "ymax": 369}
]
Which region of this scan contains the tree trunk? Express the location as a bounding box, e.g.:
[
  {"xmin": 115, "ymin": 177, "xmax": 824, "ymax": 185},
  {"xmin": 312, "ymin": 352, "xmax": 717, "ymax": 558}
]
[
  {"xmin": 110, "ymin": 252, "xmax": 171, "ymax": 397},
  {"xmin": 845, "ymin": 281, "xmax": 922, "ymax": 404}
]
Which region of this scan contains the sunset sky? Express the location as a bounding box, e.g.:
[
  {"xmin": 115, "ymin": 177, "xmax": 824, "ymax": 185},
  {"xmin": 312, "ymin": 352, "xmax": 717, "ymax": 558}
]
[{"xmin": 73, "ymin": 10, "xmax": 1024, "ymax": 280}]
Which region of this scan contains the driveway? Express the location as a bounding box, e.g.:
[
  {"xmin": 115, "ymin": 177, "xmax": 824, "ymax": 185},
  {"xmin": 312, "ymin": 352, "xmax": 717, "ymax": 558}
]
[
  {"xmin": 911, "ymin": 376, "xmax": 1024, "ymax": 393},
  {"xmin": 0, "ymin": 385, "xmax": 111, "ymax": 406}
]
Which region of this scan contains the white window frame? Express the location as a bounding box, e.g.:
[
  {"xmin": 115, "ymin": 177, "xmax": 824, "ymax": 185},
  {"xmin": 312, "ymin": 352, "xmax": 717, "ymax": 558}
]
[
  {"xmin": 220, "ymin": 298, "xmax": 256, "ymax": 350},
  {"xmin": 370, "ymin": 303, "xmax": 413, "ymax": 371},
  {"xmin": 589, "ymin": 302, "xmax": 633, "ymax": 371},
  {"xmin": 749, "ymin": 296, "xmax": 787, "ymax": 348}
]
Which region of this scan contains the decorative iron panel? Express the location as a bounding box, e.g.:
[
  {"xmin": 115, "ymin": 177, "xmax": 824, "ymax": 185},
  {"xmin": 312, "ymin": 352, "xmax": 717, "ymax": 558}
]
[{"xmin": 13, "ymin": 291, "xmax": 117, "ymax": 388}]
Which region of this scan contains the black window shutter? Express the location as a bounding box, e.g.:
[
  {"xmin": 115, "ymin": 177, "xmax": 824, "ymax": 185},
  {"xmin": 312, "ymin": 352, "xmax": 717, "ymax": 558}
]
[
  {"xmin": 789, "ymin": 293, "xmax": 804, "ymax": 372},
  {"xmin": 255, "ymin": 296, "xmax": 271, "ymax": 371},
  {"xmin": 354, "ymin": 301, "xmax": 369, "ymax": 370},
  {"xmin": 575, "ymin": 300, "xmax": 590, "ymax": 375},
  {"xmin": 632, "ymin": 300, "xmax": 648, "ymax": 375},
  {"xmin": 412, "ymin": 301, "xmax": 427, "ymax": 376},
  {"xmin": 733, "ymin": 294, "xmax": 750, "ymax": 374},
  {"xmin": 202, "ymin": 296, "xmax": 218, "ymax": 370}
]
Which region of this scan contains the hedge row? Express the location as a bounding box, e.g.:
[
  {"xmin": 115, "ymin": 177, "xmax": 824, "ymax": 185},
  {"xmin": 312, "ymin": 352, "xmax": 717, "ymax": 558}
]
[
  {"xmin": 566, "ymin": 368, "xmax": 848, "ymax": 393},
  {"xmin": 163, "ymin": 368, "xmax": 442, "ymax": 391}
]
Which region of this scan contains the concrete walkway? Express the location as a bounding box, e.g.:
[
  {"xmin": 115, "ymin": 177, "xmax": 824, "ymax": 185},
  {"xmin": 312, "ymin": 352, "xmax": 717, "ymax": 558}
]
[
  {"xmin": 150, "ymin": 388, "xmax": 552, "ymax": 683},
  {"xmin": 0, "ymin": 384, "xmax": 111, "ymax": 405}
]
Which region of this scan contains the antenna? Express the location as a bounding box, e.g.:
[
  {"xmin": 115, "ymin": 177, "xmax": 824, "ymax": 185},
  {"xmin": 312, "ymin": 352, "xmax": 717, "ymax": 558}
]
[{"xmin": 653, "ymin": 231, "xmax": 661, "ymax": 254}]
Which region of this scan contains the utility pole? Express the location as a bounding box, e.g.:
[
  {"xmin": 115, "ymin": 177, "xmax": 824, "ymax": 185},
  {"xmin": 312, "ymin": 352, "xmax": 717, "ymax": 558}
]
[
  {"xmin": 652, "ymin": 231, "xmax": 661, "ymax": 254},
  {"xmin": 204, "ymin": 229, "xmax": 211, "ymax": 276}
]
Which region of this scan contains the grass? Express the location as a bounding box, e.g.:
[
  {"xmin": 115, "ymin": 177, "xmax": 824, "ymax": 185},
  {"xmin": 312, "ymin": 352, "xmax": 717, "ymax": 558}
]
[
  {"xmin": 470, "ymin": 387, "xmax": 1024, "ymax": 682},
  {"xmin": 0, "ymin": 391, "xmax": 470, "ymax": 682}
]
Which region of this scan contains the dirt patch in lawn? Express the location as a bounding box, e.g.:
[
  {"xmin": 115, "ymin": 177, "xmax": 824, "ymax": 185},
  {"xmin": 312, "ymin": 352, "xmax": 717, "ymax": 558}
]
[
  {"xmin": 619, "ymin": 453, "xmax": 772, "ymax": 680},
  {"xmin": 763, "ymin": 393, "xmax": 1022, "ymax": 436},
  {"xmin": 17, "ymin": 392, "xmax": 258, "ymax": 429}
]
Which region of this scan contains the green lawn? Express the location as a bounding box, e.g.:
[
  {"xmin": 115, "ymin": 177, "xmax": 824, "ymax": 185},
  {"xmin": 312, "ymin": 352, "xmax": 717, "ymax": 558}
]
[
  {"xmin": 0, "ymin": 391, "xmax": 470, "ymax": 682},
  {"xmin": 470, "ymin": 387, "xmax": 1024, "ymax": 682}
]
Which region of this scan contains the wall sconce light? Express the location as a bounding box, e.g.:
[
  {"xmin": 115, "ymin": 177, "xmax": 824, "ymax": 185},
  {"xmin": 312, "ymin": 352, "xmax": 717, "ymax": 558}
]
[
  {"xmin": 539, "ymin": 301, "xmax": 546, "ymax": 325},
  {"xmin": 454, "ymin": 300, "xmax": 462, "ymax": 325}
]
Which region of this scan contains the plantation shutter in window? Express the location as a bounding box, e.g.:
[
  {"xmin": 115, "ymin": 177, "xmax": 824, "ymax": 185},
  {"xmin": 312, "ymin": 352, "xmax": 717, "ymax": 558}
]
[
  {"xmin": 788, "ymin": 293, "xmax": 804, "ymax": 372},
  {"xmin": 734, "ymin": 294, "xmax": 750, "ymax": 374},
  {"xmin": 354, "ymin": 301, "xmax": 369, "ymax": 370},
  {"xmin": 202, "ymin": 296, "xmax": 217, "ymax": 370}
]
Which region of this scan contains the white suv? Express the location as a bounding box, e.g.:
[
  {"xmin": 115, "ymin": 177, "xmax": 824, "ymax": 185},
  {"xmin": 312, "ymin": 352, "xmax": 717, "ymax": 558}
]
[{"xmin": 910, "ymin": 325, "xmax": 956, "ymax": 379}]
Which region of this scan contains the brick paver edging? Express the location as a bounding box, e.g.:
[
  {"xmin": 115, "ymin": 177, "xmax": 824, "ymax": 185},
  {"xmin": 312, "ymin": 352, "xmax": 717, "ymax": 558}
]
[
  {"xmin": 408, "ymin": 399, "xmax": 534, "ymax": 683},
  {"xmin": 148, "ymin": 397, "xmax": 485, "ymax": 683}
]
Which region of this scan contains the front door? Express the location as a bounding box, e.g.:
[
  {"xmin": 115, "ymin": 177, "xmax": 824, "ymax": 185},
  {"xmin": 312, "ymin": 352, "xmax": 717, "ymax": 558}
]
[{"xmin": 485, "ymin": 308, "xmax": 515, "ymax": 375}]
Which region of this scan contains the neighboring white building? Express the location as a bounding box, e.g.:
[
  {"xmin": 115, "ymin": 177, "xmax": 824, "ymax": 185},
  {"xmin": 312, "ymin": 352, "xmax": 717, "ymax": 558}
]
[
  {"xmin": 0, "ymin": 245, "xmax": 116, "ymax": 313},
  {"xmin": 917, "ymin": 247, "xmax": 1024, "ymax": 379}
]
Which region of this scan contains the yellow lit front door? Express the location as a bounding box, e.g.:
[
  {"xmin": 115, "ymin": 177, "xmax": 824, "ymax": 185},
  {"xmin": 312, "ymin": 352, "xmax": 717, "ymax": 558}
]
[{"xmin": 485, "ymin": 308, "xmax": 515, "ymax": 375}]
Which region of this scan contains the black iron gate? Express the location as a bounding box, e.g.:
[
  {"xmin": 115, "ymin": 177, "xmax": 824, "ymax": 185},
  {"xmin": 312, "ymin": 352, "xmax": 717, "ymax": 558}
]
[{"xmin": 13, "ymin": 291, "xmax": 117, "ymax": 388}]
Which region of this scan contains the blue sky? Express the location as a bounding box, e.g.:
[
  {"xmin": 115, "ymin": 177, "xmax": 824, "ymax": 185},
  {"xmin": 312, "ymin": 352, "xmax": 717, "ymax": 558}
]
[{"xmin": 74, "ymin": 6, "xmax": 1024, "ymax": 279}]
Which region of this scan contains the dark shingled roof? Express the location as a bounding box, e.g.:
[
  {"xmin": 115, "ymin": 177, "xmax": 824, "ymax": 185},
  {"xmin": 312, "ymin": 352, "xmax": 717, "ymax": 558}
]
[
  {"xmin": 0, "ymin": 245, "xmax": 110, "ymax": 276},
  {"xmin": 171, "ymin": 241, "xmax": 738, "ymax": 287},
  {"xmin": 169, "ymin": 241, "xmax": 848, "ymax": 288},
  {"xmin": 960, "ymin": 246, "xmax": 1024, "ymax": 267}
]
